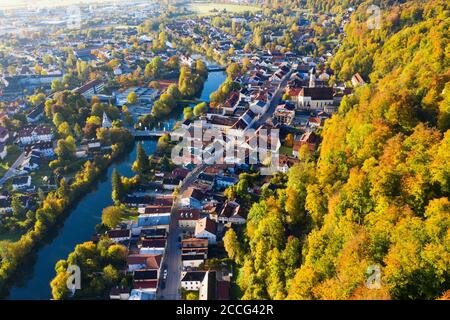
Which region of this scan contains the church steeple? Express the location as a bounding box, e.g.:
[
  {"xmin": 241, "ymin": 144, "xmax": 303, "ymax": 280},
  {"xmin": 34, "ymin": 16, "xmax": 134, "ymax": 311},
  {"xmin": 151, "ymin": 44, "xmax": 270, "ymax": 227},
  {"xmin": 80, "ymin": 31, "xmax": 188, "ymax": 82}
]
[
  {"xmin": 102, "ymin": 112, "xmax": 112, "ymax": 128},
  {"xmin": 309, "ymin": 69, "xmax": 316, "ymax": 88}
]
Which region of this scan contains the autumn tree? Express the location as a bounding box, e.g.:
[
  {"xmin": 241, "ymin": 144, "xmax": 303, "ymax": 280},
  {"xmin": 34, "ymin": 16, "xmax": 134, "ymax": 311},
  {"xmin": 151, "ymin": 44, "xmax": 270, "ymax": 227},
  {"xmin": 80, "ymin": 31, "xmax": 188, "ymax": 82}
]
[{"xmin": 101, "ymin": 206, "xmax": 122, "ymax": 229}]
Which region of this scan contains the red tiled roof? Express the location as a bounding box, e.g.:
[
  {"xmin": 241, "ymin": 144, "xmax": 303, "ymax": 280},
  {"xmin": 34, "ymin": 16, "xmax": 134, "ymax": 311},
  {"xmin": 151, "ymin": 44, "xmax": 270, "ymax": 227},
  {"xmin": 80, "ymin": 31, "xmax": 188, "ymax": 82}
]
[
  {"xmin": 133, "ymin": 280, "xmax": 157, "ymax": 289},
  {"xmin": 127, "ymin": 254, "xmax": 162, "ymax": 269}
]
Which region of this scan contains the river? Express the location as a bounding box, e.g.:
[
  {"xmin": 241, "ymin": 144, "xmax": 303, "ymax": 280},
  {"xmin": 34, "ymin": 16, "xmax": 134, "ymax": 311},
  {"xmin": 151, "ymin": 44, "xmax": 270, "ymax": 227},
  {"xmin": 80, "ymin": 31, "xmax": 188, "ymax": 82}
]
[{"xmin": 7, "ymin": 69, "xmax": 227, "ymax": 300}]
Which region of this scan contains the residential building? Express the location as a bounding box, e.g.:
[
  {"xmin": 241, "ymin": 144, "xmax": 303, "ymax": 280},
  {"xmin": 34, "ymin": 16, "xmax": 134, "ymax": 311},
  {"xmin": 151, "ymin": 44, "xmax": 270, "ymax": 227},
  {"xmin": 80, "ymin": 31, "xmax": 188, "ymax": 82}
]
[
  {"xmin": 195, "ymin": 217, "xmax": 217, "ymax": 245},
  {"xmin": 293, "ymin": 131, "xmax": 320, "ymax": 156},
  {"xmin": 181, "ymin": 271, "xmax": 207, "ymax": 291},
  {"xmin": 106, "ymin": 229, "xmax": 131, "ymax": 243},
  {"xmin": 180, "ymin": 187, "xmax": 204, "ymax": 209},
  {"xmin": 218, "ymin": 201, "xmax": 245, "ymax": 224},
  {"xmin": 177, "ymin": 208, "xmax": 201, "ymax": 229},
  {"xmin": 139, "ymin": 238, "xmax": 166, "ymax": 255},
  {"xmin": 351, "ymin": 73, "xmax": 366, "ymax": 87},
  {"xmin": 12, "ymin": 176, "xmax": 32, "ymax": 191},
  {"xmin": 182, "ymin": 253, "xmax": 205, "ymax": 269},
  {"xmin": 109, "ymin": 288, "xmax": 130, "ymax": 300},
  {"xmin": 73, "ymin": 79, "xmax": 105, "ymax": 98},
  {"xmin": 137, "ymin": 213, "xmax": 170, "ymax": 230},
  {"xmin": 18, "ymin": 126, "xmax": 53, "ymax": 145},
  {"xmin": 127, "ymin": 254, "xmax": 162, "ymax": 273}
]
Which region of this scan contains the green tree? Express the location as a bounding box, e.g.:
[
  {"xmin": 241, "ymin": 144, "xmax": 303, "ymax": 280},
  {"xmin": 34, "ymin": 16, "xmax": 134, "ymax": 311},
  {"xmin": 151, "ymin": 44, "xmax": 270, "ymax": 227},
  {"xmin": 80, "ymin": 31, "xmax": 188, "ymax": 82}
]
[
  {"xmin": 11, "ymin": 196, "xmax": 25, "ymax": 218},
  {"xmin": 193, "ymin": 102, "xmax": 208, "ymax": 117},
  {"xmin": 223, "ymin": 228, "xmax": 243, "ymax": 264},
  {"xmin": 111, "ymin": 169, "xmax": 124, "ymax": 203},
  {"xmin": 55, "ymin": 135, "xmax": 76, "ymax": 162},
  {"xmin": 132, "ymin": 143, "xmax": 150, "ymax": 177},
  {"xmin": 101, "ymin": 206, "xmax": 122, "ymax": 229},
  {"xmin": 127, "ymin": 91, "xmax": 137, "ymax": 105}
]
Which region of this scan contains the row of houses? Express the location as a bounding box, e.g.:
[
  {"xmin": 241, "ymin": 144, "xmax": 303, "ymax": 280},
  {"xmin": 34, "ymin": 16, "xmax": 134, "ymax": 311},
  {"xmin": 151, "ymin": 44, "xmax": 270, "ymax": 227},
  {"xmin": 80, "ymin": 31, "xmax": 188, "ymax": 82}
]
[{"xmin": 107, "ymin": 195, "xmax": 174, "ymax": 300}]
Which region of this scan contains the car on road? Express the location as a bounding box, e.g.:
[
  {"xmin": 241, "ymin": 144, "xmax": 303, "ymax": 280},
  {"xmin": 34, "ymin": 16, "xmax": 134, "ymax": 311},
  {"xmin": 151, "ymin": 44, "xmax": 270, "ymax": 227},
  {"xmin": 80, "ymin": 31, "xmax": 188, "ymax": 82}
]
[{"xmin": 163, "ymin": 268, "xmax": 168, "ymax": 280}]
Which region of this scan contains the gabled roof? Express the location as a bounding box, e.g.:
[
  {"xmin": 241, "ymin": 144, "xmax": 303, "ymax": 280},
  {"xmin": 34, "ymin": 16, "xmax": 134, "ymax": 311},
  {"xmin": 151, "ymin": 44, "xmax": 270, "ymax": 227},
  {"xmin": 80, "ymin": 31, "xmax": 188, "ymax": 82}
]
[
  {"xmin": 195, "ymin": 217, "xmax": 217, "ymax": 235},
  {"xmin": 299, "ymin": 87, "xmax": 333, "ymax": 100},
  {"xmin": 183, "ymin": 187, "xmax": 205, "ymax": 202},
  {"xmin": 141, "ymin": 239, "xmax": 166, "ymax": 248},
  {"xmin": 127, "ymin": 254, "xmax": 162, "ymax": 269},
  {"xmin": 133, "ymin": 280, "xmax": 158, "ymax": 289},
  {"xmin": 139, "ymin": 206, "xmax": 172, "ymax": 214},
  {"xmin": 219, "ymin": 201, "xmax": 243, "ymax": 219},
  {"xmin": 133, "ymin": 270, "xmax": 158, "ymax": 281},
  {"xmin": 107, "ymin": 229, "xmax": 131, "ymax": 239},
  {"xmin": 181, "ymin": 271, "xmax": 207, "ymax": 282}
]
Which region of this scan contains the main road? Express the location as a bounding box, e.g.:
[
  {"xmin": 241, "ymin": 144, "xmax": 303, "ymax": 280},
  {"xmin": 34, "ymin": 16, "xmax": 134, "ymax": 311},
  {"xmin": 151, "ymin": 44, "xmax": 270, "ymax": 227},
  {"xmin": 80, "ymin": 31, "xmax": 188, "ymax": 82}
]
[{"xmin": 158, "ymin": 164, "xmax": 206, "ymax": 300}]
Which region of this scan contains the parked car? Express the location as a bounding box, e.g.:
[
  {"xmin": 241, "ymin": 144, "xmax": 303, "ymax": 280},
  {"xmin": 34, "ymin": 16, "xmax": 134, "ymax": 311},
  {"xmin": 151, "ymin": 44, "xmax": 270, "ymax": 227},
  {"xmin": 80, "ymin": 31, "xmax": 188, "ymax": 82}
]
[{"xmin": 163, "ymin": 268, "xmax": 168, "ymax": 280}]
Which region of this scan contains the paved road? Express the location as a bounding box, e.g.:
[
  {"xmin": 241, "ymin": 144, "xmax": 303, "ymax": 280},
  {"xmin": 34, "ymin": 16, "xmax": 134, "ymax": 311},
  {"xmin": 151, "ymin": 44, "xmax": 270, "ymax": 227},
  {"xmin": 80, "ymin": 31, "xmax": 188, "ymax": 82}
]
[
  {"xmin": 159, "ymin": 212, "xmax": 182, "ymax": 300},
  {"xmin": 158, "ymin": 165, "xmax": 206, "ymax": 300},
  {"xmin": 0, "ymin": 151, "xmax": 26, "ymax": 186}
]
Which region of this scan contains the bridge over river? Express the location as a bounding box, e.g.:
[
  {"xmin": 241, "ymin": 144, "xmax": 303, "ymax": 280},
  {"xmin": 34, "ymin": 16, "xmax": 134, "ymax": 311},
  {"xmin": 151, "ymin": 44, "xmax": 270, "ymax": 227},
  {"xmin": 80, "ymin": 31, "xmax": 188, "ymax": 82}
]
[{"xmin": 131, "ymin": 128, "xmax": 170, "ymax": 138}]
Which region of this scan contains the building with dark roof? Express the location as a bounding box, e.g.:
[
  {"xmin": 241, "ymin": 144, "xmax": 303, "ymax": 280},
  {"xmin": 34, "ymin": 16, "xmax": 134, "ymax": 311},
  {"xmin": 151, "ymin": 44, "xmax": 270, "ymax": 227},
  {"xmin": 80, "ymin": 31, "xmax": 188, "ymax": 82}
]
[{"xmin": 297, "ymin": 87, "xmax": 334, "ymax": 109}]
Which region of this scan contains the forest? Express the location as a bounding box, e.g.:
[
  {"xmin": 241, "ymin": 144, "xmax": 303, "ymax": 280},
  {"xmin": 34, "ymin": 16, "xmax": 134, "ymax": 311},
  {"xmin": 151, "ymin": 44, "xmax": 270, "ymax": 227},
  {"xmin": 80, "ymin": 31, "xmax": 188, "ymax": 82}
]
[{"xmin": 224, "ymin": 0, "xmax": 450, "ymax": 300}]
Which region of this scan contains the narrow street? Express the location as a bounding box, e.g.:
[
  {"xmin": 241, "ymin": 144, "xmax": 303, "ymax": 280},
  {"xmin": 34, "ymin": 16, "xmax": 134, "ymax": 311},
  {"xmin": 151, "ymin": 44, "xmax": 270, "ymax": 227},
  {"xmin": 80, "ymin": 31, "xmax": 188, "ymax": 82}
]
[
  {"xmin": 159, "ymin": 212, "xmax": 182, "ymax": 300},
  {"xmin": 158, "ymin": 165, "xmax": 206, "ymax": 300}
]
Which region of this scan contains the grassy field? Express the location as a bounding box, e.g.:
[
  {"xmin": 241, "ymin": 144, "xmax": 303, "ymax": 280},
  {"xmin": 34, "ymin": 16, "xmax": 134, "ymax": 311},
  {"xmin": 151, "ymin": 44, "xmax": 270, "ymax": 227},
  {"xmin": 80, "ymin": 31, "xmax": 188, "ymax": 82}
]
[{"xmin": 186, "ymin": 2, "xmax": 262, "ymax": 15}]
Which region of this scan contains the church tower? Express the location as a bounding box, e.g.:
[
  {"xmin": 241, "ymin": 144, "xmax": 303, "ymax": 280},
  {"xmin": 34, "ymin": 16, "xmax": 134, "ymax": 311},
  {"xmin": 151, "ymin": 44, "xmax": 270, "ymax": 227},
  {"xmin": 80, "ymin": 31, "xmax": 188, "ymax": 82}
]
[
  {"xmin": 309, "ymin": 69, "xmax": 316, "ymax": 88},
  {"xmin": 102, "ymin": 112, "xmax": 112, "ymax": 128}
]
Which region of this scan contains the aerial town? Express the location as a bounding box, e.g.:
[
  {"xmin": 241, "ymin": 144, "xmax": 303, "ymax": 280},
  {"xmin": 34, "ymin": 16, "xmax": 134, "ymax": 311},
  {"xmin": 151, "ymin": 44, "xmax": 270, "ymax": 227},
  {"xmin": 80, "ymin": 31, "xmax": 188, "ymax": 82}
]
[{"xmin": 0, "ymin": 0, "xmax": 449, "ymax": 304}]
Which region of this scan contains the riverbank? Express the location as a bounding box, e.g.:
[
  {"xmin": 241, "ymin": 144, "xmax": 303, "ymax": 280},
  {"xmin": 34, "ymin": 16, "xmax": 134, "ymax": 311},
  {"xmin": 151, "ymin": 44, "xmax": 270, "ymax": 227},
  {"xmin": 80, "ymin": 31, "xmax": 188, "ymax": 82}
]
[
  {"xmin": 4, "ymin": 140, "xmax": 151, "ymax": 299},
  {"xmin": 5, "ymin": 69, "xmax": 227, "ymax": 300},
  {"xmin": 0, "ymin": 138, "xmax": 133, "ymax": 299}
]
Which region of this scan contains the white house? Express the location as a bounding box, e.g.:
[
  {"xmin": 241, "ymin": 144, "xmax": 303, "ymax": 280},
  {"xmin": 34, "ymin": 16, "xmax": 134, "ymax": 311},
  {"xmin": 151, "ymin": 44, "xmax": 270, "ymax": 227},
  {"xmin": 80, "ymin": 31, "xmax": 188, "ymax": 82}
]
[
  {"xmin": 30, "ymin": 142, "xmax": 54, "ymax": 157},
  {"xmin": 12, "ymin": 176, "xmax": 32, "ymax": 191},
  {"xmin": 180, "ymin": 55, "xmax": 196, "ymax": 68},
  {"xmin": 18, "ymin": 126, "xmax": 53, "ymax": 145},
  {"xmin": 181, "ymin": 271, "xmax": 207, "ymax": 291},
  {"xmin": 178, "ymin": 209, "xmax": 201, "ymax": 229},
  {"xmin": 139, "ymin": 238, "xmax": 166, "ymax": 255},
  {"xmin": 21, "ymin": 150, "xmax": 40, "ymax": 171},
  {"xmin": 218, "ymin": 201, "xmax": 246, "ymax": 224},
  {"xmin": 195, "ymin": 217, "xmax": 217, "ymax": 245},
  {"xmin": 250, "ymin": 100, "xmax": 269, "ymax": 115}
]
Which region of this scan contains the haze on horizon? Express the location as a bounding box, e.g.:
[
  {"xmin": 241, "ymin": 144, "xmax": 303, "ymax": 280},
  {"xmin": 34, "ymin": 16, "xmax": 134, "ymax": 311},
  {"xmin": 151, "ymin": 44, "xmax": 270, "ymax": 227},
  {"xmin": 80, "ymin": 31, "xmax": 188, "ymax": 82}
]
[{"xmin": 0, "ymin": 0, "xmax": 143, "ymax": 9}]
